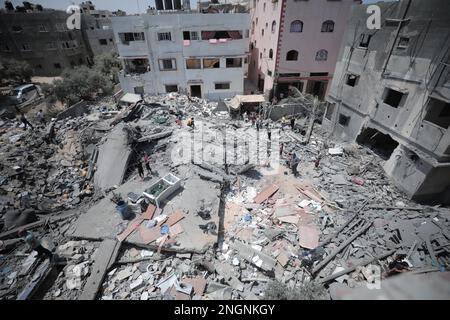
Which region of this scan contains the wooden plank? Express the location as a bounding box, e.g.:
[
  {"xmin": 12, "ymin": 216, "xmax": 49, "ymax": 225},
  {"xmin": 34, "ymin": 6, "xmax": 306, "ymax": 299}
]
[
  {"xmin": 167, "ymin": 211, "xmax": 185, "ymax": 226},
  {"xmin": 116, "ymin": 217, "xmax": 143, "ymax": 242},
  {"xmin": 253, "ymin": 185, "xmax": 279, "ymax": 204},
  {"xmin": 78, "ymin": 239, "xmax": 121, "ymax": 300},
  {"xmin": 298, "ymin": 225, "xmax": 320, "ymax": 249},
  {"xmin": 141, "ymin": 204, "xmax": 156, "ymax": 220},
  {"xmin": 139, "ymin": 217, "xmax": 168, "ymax": 244}
]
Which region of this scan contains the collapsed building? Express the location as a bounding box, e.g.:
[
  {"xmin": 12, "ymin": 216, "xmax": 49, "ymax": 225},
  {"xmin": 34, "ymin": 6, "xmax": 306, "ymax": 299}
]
[{"xmin": 324, "ymin": 0, "xmax": 450, "ymax": 204}]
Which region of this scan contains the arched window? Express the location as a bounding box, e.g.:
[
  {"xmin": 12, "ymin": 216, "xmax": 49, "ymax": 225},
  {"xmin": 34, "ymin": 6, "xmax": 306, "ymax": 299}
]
[
  {"xmin": 286, "ymin": 50, "xmax": 298, "ymax": 61},
  {"xmin": 315, "ymin": 49, "xmax": 328, "ymax": 61},
  {"xmin": 290, "ymin": 20, "xmax": 303, "ymax": 33},
  {"xmin": 321, "ymin": 20, "xmax": 334, "ymax": 32},
  {"xmin": 269, "ymin": 49, "xmax": 273, "ymax": 59},
  {"xmin": 263, "ymin": 3, "xmax": 266, "ymax": 11},
  {"xmin": 271, "ymin": 21, "xmax": 276, "ymax": 33},
  {"xmin": 261, "ymin": 29, "xmax": 264, "ymax": 36}
]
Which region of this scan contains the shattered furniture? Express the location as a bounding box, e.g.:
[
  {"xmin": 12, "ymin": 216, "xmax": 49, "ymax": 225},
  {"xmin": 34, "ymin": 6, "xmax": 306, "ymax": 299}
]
[{"xmin": 143, "ymin": 173, "xmax": 181, "ymax": 208}]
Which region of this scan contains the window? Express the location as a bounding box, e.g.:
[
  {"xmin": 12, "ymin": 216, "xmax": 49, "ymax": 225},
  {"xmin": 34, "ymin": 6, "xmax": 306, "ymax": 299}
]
[
  {"xmin": 109, "ymin": 38, "xmax": 113, "ymax": 42},
  {"xmin": 269, "ymin": 49, "xmax": 273, "ymax": 59},
  {"xmin": 263, "ymin": 3, "xmax": 266, "ymax": 11},
  {"xmin": 203, "ymin": 58, "xmax": 220, "ymax": 69},
  {"xmin": 119, "ymin": 32, "xmax": 145, "ymax": 44},
  {"xmin": 124, "ymin": 58, "xmax": 150, "ymax": 74},
  {"xmin": 165, "ymin": 85, "xmax": 178, "ymax": 93},
  {"xmin": 261, "ymin": 29, "xmax": 264, "ymax": 36},
  {"xmin": 383, "ymin": 88, "xmax": 406, "ymax": 108},
  {"xmin": 397, "ymin": 37, "xmax": 409, "ymax": 49},
  {"xmin": 260, "ymin": 52, "xmax": 262, "ymax": 59},
  {"xmin": 158, "ymin": 32, "xmax": 172, "ymax": 41},
  {"xmin": 215, "ymin": 83, "xmax": 230, "ymax": 90},
  {"xmin": 424, "ymin": 98, "xmax": 450, "ymax": 129},
  {"xmin": 245, "ymin": 29, "xmax": 249, "ymax": 38},
  {"xmin": 46, "ymin": 42, "xmax": 57, "ymax": 50},
  {"xmin": 186, "ymin": 58, "xmax": 201, "ymax": 69},
  {"xmin": 99, "ymin": 39, "xmax": 108, "ymax": 45},
  {"xmin": 271, "ymin": 21, "xmax": 276, "ymax": 33},
  {"xmin": 345, "ymin": 74, "xmax": 360, "ymax": 87},
  {"xmin": 290, "ymin": 20, "xmax": 303, "ymax": 33},
  {"xmin": 321, "ymin": 20, "xmax": 334, "ymax": 32},
  {"xmin": 159, "ymin": 59, "xmax": 176, "ymax": 70},
  {"xmin": 268, "ymin": 70, "xmax": 272, "ymax": 76},
  {"xmin": 12, "ymin": 25, "xmax": 23, "ymax": 32},
  {"xmin": 359, "ymin": 34, "xmax": 372, "ymax": 48},
  {"xmin": 38, "ymin": 24, "xmax": 48, "ymax": 32},
  {"xmin": 286, "ymin": 50, "xmax": 298, "ymax": 61},
  {"xmin": 315, "ymin": 49, "xmax": 328, "ymax": 61},
  {"xmin": 325, "ymin": 103, "xmax": 336, "ymax": 120},
  {"xmin": 201, "ymin": 30, "xmax": 242, "ymax": 40},
  {"xmin": 226, "ymin": 58, "xmax": 242, "ymax": 68},
  {"xmin": 134, "ymin": 86, "xmax": 144, "ymax": 94},
  {"xmin": 183, "ymin": 31, "xmax": 199, "ymax": 40},
  {"xmin": 339, "ymin": 114, "xmax": 350, "ymax": 126},
  {"xmin": 54, "ymin": 63, "xmax": 62, "ymax": 69},
  {"xmin": 21, "ymin": 43, "xmax": 31, "ymax": 51}
]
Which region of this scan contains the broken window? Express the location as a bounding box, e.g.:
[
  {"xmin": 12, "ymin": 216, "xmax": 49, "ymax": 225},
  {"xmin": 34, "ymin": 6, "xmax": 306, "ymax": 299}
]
[
  {"xmin": 12, "ymin": 25, "xmax": 23, "ymax": 32},
  {"xmin": 325, "ymin": 103, "xmax": 335, "ymax": 120},
  {"xmin": 38, "ymin": 24, "xmax": 48, "ymax": 32},
  {"xmin": 321, "ymin": 20, "xmax": 334, "ymax": 33},
  {"xmin": 165, "ymin": 85, "xmax": 178, "ymax": 93},
  {"xmin": 359, "ymin": 34, "xmax": 372, "ymax": 48},
  {"xmin": 356, "ymin": 127, "xmax": 399, "ymax": 160},
  {"xmin": 203, "ymin": 58, "xmax": 220, "ymax": 69},
  {"xmin": 186, "ymin": 58, "xmax": 201, "ymax": 69},
  {"xmin": 269, "ymin": 49, "xmax": 273, "ymax": 59},
  {"xmin": 119, "ymin": 32, "xmax": 145, "ymax": 45},
  {"xmin": 424, "ymin": 98, "xmax": 450, "ymax": 129},
  {"xmin": 383, "ymin": 88, "xmax": 407, "ymax": 108},
  {"xmin": 159, "ymin": 59, "xmax": 176, "ymax": 71},
  {"xmin": 315, "ymin": 49, "xmax": 328, "ymax": 61},
  {"xmin": 338, "ymin": 114, "xmax": 350, "ymax": 126},
  {"xmin": 346, "ymin": 74, "xmax": 360, "ymax": 87},
  {"xmin": 397, "ymin": 37, "xmax": 409, "ymax": 49},
  {"xmin": 290, "ymin": 20, "xmax": 303, "ymax": 33},
  {"xmin": 134, "ymin": 86, "xmax": 144, "ymax": 94},
  {"xmin": 124, "ymin": 58, "xmax": 150, "ymax": 74},
  {"xmin": 215, "ymin": 83, "xmax": 230, "ymax": 90},
  {"xmin": 99, "ymin": 39, "xmax": 108, "ymax": 45},
  {"xmin": 201, "ymin": 30, "xmax": 242, "ymax": 40},
  {"xmin": 226, "ymin": 58, "xmax": 242, "ymax": 68},
  {"xmin": 271, "ymin": 21, "xmax": 276, "ymax": 33},
  {"xmin": 286, "ymin": 50, "xmax": 298, "ymax": 61},
  {"xmin": 158, "ymin": 32, "xmax": 172, "ymax": 41},
  {"xmin": 183, "ymin": 31, "xmax": 199, "ymax": 40},
  {"xmin": 261, "ymin": 29, "xmax": 264, "ymax": 36}
]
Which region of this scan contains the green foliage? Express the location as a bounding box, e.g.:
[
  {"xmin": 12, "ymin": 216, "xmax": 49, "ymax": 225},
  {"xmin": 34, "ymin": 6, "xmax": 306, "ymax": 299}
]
[
  {"xmin": 93, "ymin": 52, "xmax": 121, "ymax": 83},
  {"xmin": 264, "ymin": 280, "xmax": 327, "ymax": 300},
  {"xmin": 53, "ymin": 65, "xmax": 114, "ymax": 105},
  {"xmin": 0, "ymin": 58, "xmax": 33, "ymax": 84}
]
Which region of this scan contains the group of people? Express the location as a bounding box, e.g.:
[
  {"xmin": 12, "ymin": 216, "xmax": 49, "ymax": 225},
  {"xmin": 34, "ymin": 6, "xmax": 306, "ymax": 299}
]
[
  {"xmin": 136, "ymin": 151, "xmax": 153, "ymax": 180},
  {"xmin": 15, "ymin": 108, "xmax": 47, "ymax": 131}
]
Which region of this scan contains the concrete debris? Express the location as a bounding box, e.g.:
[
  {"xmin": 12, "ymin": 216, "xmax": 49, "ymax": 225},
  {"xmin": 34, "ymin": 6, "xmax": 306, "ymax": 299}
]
[{"xmin": 1, "ymin": 92, "xmax": 449, "ymax": 301}]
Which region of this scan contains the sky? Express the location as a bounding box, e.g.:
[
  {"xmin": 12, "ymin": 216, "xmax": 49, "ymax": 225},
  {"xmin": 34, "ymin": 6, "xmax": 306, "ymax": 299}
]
[{"xmin": 1, "ymin": 0, "xmax": 391, "ymax": 15}]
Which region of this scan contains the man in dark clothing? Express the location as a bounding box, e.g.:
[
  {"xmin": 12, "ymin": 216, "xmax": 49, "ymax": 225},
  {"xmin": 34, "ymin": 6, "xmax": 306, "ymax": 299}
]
[
  {"xmin": 267, "ymin": 127, "xmax": 271, "ymax": 140},
  {"xmin": 137, "ymin": 160, "xmax": 145, "ymax": 180},
  {"xmin": 290, "ymin": 152, "xmax": 299, "ymax": 177},
  {"xmin": 290, "ymin": 118, "xmax": 295, "ymax": 130},
  {"xmin": 143, "ymin": 152, "xmax": 152, "ymax": 175},
  {"xmin": 18, "ymin": 229, "xmax": 53, "ymax": 260},
  {"xmin": 20, "ymin": 114, "xmax": 34, "ymax": 130}
]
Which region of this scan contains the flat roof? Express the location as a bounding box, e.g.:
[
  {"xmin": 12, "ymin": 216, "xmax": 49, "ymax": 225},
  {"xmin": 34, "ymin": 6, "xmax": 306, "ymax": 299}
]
[
  {"xmin": 227, "ymin": 94, "xmax": 265, "ymax": 109},
  {"xmin": 120, "ymin": 93, "xmax": 142, "ymax": 104}
]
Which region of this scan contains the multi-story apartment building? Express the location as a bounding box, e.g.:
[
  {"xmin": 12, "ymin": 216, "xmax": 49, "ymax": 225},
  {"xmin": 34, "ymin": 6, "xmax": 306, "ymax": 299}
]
[
  {"xmin": 324, "ymin": 0, "xmax": 450, "ymax": 203},
  {"xmin": 248, "ymin": 0, "xmax": 361, "ymax": 100},
  {"xmin": 112, "ymin": 9, "xmax": 250, "ymax": 100},
  {"xmin": 0, "ymin": 2, "xmax": 91, "ymax": 76},
  {"xmin": 80, "ymin": 1, "xmax": 117, "ymax": 57}
]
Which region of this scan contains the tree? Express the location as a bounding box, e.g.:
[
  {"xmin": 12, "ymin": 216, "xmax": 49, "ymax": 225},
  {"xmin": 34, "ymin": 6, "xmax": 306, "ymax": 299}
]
[
  {"xmin": 0, "ymin": 58, "xmax": 33, "ymax": 85},
  {"xmin": 53, "ymin": 65, "xmax": 114, "ymax": 105},
  {"xmin": 93, "ymin": 52, "xmax": 121, "ymax": 84}
]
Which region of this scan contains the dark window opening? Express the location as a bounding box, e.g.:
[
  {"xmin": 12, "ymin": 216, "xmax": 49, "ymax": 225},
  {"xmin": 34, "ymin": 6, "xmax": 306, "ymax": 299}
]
[
  {"xmin": 203, "ymin": 58, "xmax": 220, "ymax": 69},
  {"xmin": 186, "ymin": 59, "xmax": 201, "ymax": 69},
  {"xmin": 356, "ymin": 127, "xmax": 399, "ymax": 160},
  {"xmin": 226, "ymin": 58, "xmax": 242, "ymax": 68},
  {"xmin": 119, "ymin": 32, "xmax": 145, "ymax": 45},
  {"xmin": 134, "ymin": 86, "xmax": 144, "ymax": 94},
  {"xmin": 54, "ymin": 63, "xmax": 62, "ymax": 69},
  {"xmin": 269, "ymin": 49, "xmax": 273, "ymax": 59},
  {"xmin": 99, "ymin": 39, "xmax": 108, "ymax": 45},
  {"xmin": 397, "ymin": 37, "xmax": 409, "ymax": 49},
  {"xmin": 383, "ymin": 88, "xmax": 406, "ymax": 108},
  {"xmin": 338, "ymin": 114, "xmax": 350, "ymax": 126},
  {"xmin": 201, "ymin": 30, "xmax": 242, "ymax": 40},
  {"xmin": 286, "ymin": 50, "xmax": 298, "ymax": 61},
  {"xmin": 310, "ymin": 72, "xmax": 328, "ymax": 77},
  {"xmin": 359, "ymin": 34, "xmax": 372, "ymax": 48},
  {"xmin": 158, "ymin": 32, "xmax": 172, "ymax": 41},
  {"xmin": 325, "ymin": 103, "xmax": 335, "ymax": 120},
  {"xmin": 424, "ymin": 98, "xmax": 450, "ymax": 129},
  {"xmin": 165, "ymin": 85, "xmax": 178, "ymax": 93},
  {"xmin": 346, "ymin": 74, "xmax": 360, "ymax": 87},
  {"xmin": 215, "ymin": 83, "xmax": 230, "ymax": 90},
  {"xmin": 321, "ymin": 20, "xmax": 334, "ymax": 33},
  {"xmin": 124, "ymin": 58, "xmax": 150, "ymax": 74}
]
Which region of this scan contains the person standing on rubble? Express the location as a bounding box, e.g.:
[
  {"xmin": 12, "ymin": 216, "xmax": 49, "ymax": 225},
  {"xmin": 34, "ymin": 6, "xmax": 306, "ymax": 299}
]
[
  {"xmin": 143, "ymin": 151, "xmax": 152, "ymax": 175},
  {"xmin": 36, "ymin": 110, "xmax": 45, "ymax": 126},
  {"xmin": 19, "ymin": 114, "xmax": 34, "ymax": 130},
  {"xmin": 187, "ymin": 117, "xmax": 195, "ymax": 128},
  {"xmin": 290, "ymin": 152, "xmax": 300, "ymax": 177},
  {"xmin": 18, "ymin": 229, "xmax": 53, "ymax": 260},
  {"xmin": 136, "ymin": 159, "xmax": 145, "ymax": 180},
  {"xmin": 290, "ymin": 117, "xmax": 296, "ymax": 130}
]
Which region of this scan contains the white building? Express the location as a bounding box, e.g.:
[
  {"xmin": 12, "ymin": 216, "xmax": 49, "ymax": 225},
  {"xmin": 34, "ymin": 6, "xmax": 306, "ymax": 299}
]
[{"xmin": 112, "ymin": 12, "xmax": 250, "ymax": 100}]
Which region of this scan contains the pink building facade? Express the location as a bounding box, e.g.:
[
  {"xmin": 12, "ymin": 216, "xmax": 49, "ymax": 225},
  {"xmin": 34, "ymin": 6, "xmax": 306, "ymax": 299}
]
[{"xmin": 248, "ymin": 0, "xmax": 361, "ymax": 100}]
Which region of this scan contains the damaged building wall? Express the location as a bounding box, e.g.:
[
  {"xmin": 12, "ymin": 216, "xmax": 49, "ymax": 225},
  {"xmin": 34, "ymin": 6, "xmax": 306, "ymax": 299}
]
[
  {"xmin": 112, "ymin": 13, "xmax": 250, "ymax": 100},
  {"xmin": 324, "ymin": 0, "xmax": 450, "ymax": 203}
]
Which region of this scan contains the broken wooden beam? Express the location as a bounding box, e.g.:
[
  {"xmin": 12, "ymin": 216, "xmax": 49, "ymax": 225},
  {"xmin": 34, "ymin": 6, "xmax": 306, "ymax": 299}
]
[
  {"xmin": 137, "ymin": 130, "xmax": 172, "ymax": 143},
  {"xmin": 318, "ymin": 249, "xmax": 396, "ymax": 284},
  {"xmin": 312, "ymin": 221, "xmax": 373, "ymax": 275}
]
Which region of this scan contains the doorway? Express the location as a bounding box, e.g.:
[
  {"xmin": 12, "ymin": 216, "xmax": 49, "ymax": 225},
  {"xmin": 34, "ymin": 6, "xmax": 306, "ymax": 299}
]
[{"xmin": 190, "ymin": 85, "xmax": 202, "ymax": 98}]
